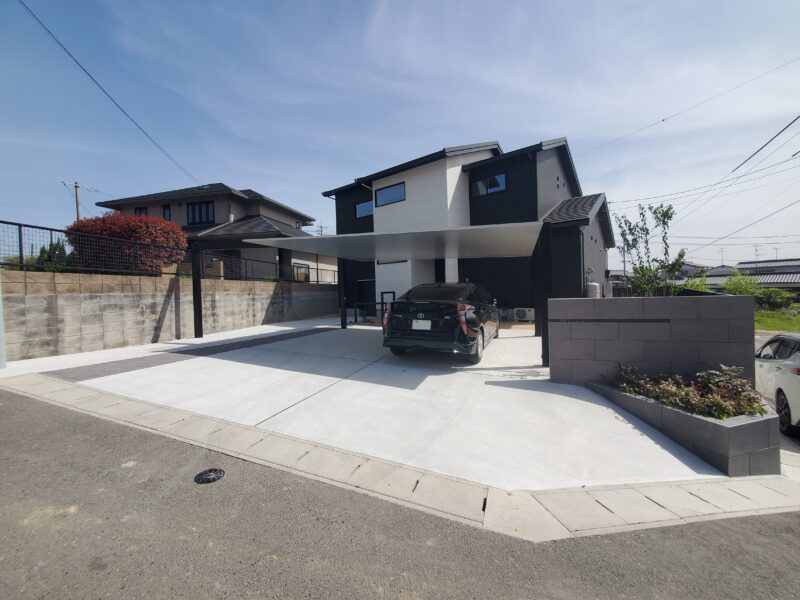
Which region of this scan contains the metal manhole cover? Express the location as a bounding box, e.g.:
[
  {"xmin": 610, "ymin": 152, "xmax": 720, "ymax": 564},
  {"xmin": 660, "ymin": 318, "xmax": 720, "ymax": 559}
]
[{"xmin": 194, "ymin": 468, "xmax": 225, "ymax": 484}]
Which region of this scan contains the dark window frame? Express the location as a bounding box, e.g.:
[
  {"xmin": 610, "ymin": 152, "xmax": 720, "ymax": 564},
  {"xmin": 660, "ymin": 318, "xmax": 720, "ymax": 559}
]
[
  {"xmin": 134, "ymin": 206, "xmax": 148, "ymax": 216},
  {"xmin": 162, "ymin": 204, "xmax": 171, "ymax": 221},
  {"xmin": 374, "ymin": 182, "xmax": 406, "ymax": 208},
  {"xmin": 293, "ymin": 263, "xmax": 310, "ymax": 282},
  {"xmin": 187, "ymin": 201, "xmax": 215, "ymax": 225},
  {"xmin": 470, "ymin": 172, "xmax": 507, "ymax": 197},
  {"xmin": 355, "ymin": 200, "xmax": 374, "ymax": 218}
]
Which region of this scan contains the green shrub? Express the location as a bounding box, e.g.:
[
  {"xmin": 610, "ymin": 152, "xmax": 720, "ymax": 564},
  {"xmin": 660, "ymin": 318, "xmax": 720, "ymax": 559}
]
[
  {"xmin": 683, "ymin": 272, "xmax": 709, "ymax": 292},
  {"xmin": 618, "ymin": 364, "xmax": 765, "ymax": 419},
  {"xmin": 755, "ymin": 287, "xmax": 796, "ymax": 310},
  {"xmin": 722, "ymin": 269, "xmax": 759, "ymax": 296}
]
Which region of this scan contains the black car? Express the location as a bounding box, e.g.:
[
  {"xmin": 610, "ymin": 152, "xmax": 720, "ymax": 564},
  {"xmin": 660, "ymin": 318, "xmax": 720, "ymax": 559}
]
[{"xmin": 382, "ymin": 282, "xmax": 500, "ymax": 363}]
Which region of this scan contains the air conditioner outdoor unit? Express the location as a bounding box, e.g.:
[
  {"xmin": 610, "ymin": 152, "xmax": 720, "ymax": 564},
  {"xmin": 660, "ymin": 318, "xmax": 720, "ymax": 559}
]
[{"xmin": 514, "ymin": 307, "xmax": 535, "ymax": 322}]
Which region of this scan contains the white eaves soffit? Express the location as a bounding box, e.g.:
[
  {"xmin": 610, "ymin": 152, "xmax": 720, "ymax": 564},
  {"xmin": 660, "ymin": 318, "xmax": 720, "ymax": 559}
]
[{"xmin": 250, "ymin": 222, "xmax": 543, "ymax": 262}]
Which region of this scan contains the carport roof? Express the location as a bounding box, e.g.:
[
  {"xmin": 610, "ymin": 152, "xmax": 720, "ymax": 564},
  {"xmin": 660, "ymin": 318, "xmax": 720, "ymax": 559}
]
[{"xmin": 249, "ymin": 221, "xmax": 542, "ymax": 262}]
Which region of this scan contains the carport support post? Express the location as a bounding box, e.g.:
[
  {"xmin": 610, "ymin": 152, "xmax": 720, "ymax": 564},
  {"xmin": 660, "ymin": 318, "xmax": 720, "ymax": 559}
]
[
  {"xmin": 191, "ymin": 246, "xmax": 204, "ymax": 338},
  {"xmin": 338, "ymin": 258, "xmax": 347, "ymax": 329},
  {"xmin": 533, "ymin": 222, "xmax": 552, "ymax": 367}
]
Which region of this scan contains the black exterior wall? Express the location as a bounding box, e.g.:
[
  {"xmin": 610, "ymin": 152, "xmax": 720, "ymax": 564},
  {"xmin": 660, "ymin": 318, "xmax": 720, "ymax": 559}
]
[
  {"xmin": 334, "ymin": 186, "xmax": 373, "ymax": 234},
  {"xmin": 459, "ymin": 257, "xmax": 535, "ymax": 308},
  {"xmin": 468, "ymin": 153, "xmax": 537, "ymax": 225},
  {"xmin": 550, "ymin": 227, "xmax": 584, "ymax": 298},
  {"xmin": 340, "ymin": 259, "xmax": 375, "ymax": 310}
]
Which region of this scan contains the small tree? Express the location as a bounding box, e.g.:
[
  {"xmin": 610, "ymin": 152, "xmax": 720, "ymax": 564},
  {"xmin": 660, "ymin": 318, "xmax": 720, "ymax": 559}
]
[
  {"xmin": 65, "ymin": 213, "xmax": 187, "ymax": 274},
  {"xmin": 722, "ymin": 268, "xmax": 759, "ymax": 296},
  {"xmin": 614, "ymin": 204, "xmax": 686, "ymax": 296},
  {"xmin": 683, "ymin": 272, "xmax": 710, "ymax": 293}
]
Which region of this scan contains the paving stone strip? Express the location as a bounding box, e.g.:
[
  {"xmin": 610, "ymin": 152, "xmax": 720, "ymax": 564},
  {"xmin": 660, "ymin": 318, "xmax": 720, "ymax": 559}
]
[{"xmin": 2, "ymin": 372, "xmax": 799, "ymax": 544}]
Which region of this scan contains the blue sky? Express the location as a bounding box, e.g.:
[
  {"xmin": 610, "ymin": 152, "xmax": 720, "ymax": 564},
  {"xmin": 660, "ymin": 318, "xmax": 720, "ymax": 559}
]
[{"xmin": 2, "ymin": 0, "xmax": 799, "ymax": 268}]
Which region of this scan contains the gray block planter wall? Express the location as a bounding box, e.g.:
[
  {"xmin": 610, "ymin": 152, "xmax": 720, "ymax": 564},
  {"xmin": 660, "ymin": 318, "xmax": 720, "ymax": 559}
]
[
  {"xmin": 548, "ymin": 296, "xmax": 755, "ymax": 386},
  {"xmin": 587, "ymin": 382, "xmax": 781, "ymax": 476}
]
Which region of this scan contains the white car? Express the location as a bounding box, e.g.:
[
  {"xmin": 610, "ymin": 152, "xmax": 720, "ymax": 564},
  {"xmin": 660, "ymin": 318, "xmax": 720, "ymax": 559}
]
[{"xmin": 755, "ymin": 333, "xmax": 800, "ymax": 436}]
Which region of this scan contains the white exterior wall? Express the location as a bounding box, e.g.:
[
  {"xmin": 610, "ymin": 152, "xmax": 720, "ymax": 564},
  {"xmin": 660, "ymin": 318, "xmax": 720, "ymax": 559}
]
[{"xmin": 370, "ymin": 149, "xmax": 494, "ymax": 298}]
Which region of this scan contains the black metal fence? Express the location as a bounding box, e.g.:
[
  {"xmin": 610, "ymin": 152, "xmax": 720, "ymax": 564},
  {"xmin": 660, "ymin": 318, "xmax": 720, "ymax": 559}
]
[
  {"xmin": 0, "ymin": 220, "xmax": 337, "ymax": 284},
  {"xmin": 0, "ymin": 220, "xmax": 186, "ymax": 276}
]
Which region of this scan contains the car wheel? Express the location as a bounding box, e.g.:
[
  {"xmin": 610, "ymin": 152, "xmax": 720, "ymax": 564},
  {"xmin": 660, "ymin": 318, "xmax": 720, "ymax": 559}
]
[
  {"xmin": 777, "ymin": 391, "xmax": 799, "ymax": 436},
  {"xmin": 389, "ymin": 346, "xmax": 406, "ymax": 356},
  {"xmin": 467, "ymin": 330, "xmax": 484, "ymax": 364}
]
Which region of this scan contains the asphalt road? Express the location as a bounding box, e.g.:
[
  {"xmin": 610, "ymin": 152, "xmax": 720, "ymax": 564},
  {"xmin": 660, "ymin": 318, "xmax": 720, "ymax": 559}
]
[{"xmin": 1, "ymin": 390, "xmax": 799, "ymax": 600}]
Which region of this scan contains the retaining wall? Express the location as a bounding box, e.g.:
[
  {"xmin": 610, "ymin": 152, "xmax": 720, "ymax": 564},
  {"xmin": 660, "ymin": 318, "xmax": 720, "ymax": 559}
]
[
  {"xmin": 1, "ymin": 271, "xmax": 338, "ymax": 360},
  {"xmin": 548, "ymin": 296, "xmax": 755, "ymax": 386}
]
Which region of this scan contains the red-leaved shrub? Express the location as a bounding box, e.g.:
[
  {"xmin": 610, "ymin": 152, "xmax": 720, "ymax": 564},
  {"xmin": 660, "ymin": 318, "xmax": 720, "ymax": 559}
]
[{"xmin": 65, "ymin": 212, "xmax": 188, "ymax": 274}]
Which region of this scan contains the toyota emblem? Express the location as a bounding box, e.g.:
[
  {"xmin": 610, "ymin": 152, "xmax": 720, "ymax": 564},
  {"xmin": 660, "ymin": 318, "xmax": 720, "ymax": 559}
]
[{"xmin": 417, "ymin": 313, "xmax": 425, "ymax": 318}]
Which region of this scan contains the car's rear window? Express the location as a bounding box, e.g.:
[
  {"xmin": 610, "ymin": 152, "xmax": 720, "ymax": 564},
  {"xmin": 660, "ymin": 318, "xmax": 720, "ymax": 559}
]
[{"xmin": 401, "ymin": 285, "xmax": 473, "ymax": 302}]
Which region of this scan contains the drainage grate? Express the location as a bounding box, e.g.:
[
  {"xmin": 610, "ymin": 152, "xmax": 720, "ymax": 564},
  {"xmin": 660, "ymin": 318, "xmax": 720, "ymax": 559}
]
[{"xmin": 194, "ymin": 468, "xmax": 225, "ymax": 484}]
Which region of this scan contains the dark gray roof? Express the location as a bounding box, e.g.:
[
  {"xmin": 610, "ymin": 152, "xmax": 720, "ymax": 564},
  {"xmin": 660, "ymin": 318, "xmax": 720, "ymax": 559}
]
[
  {"xmin": 706, "ymin": 265, "xmax": 735, "ymax": 276},
  {"xmin": 543, "ymin": 193, "xmax": 615, "ymax": 248},
  {"xmin": 322, "ymin": 142, "xmax": 502, "ymax": 197},
  {"xmin": 736, "ymin": 258, "xmax": 800, "ymax": 269},
  {"xmin": 460, "ymin": 138, "xmax": 582, "ymax": 197},
  {"xmin": 674, "ymin": 273, "xmax": 800, "ymax": 286},
  {"xmin": 97, "ymin": 183, "xmax": 315, "ymax": 224},
  {"xmin": 191, "ymin": 215, "xmax": 311, "ymax": 240}
]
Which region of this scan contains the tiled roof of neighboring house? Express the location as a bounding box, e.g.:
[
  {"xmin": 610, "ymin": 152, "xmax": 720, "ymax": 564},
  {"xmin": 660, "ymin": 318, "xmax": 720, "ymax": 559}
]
[
  {"xmin": 322, "ymin": 142, "xmax": 503, "ymax": 197},
  {"xmin": 543, "ymin": 193, "xmax": 615, "ymax": 248},
  {"xmin": 706, "ymin": 265, "xmax": 735, "ymax": 276},
  {"xmin": 736, "ymin": 258, "xmax": 800, "ymax": 269},
  {"xmin": 674, "ymin": 273, "xmax": 800, "ymax": 286},
  {"xmin": 192, "ymin": 215, "xmax": 311, "ymax": 240},
  {"xmin": 96, "ymin": 183, "xmax": 314, "ymax": 224}
]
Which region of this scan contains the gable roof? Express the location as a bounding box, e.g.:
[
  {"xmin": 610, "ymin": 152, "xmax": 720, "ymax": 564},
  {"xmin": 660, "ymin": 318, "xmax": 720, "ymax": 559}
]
[
  {"xmin": 191, "ymin": 215, "xmax": 311, "ymax": 240},
  {"xmin": 461, "ymin": 138, "xmax": 582, "ymax": 196},
  {"xmin": 96, "ymin": 183, "xmax": 315, "ymax": 224},
  {"xmin": 543, "ymin": 193, "xmax": 615, "ymax": 248},
  {"xmin": 322, "ymin": 142, "xmax": 503, "ymax": 197}
]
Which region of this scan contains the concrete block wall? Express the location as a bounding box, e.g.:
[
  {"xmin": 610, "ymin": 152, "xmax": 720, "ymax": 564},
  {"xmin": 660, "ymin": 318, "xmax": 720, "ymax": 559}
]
[
  {"xmin": 548, "ymin": 296, "xmax": 755, "ymax": 385},
  {"xmin": 1, "ymin": 271, "xmax": 338, "ymax": 360}
]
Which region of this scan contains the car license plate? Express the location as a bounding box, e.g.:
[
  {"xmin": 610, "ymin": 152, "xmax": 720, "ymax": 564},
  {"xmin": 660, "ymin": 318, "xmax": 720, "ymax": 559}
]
[{"xmin": 412, "ymin": 319, "xmax": 431, "ymax": 331}]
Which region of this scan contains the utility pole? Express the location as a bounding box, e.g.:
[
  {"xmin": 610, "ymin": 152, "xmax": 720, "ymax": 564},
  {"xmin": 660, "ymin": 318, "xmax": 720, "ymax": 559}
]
[
  {"xmin": 73, "ymin": 180, "xmax": 81, "ymax": 220},
  {"xmin": 720, "ymin": 247, "xmax": 724, "ymax": 265},
  {"xmin": 753, "ymin": 244, "xmax": 760, "ymax": 261},
  {"xmin": 622, "ymin": 250, "xmax": 627, "ymax": 277},
  {"xmin": 774, "ymin": 247, "xmax": 779, "ymax": 259}
]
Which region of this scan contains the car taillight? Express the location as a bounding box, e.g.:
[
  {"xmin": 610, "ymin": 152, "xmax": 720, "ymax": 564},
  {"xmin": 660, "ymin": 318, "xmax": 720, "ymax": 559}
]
[
  {"xmin": 792, "ymin": 367, "xmax": 800, "ymax": 375},
  {"xmin": 383, "ymin": 302, "xmax": 392, "ymax": 330},
  {"xmin": 457, "ymin": 303, "xmax": 473, "ymax": 335}
]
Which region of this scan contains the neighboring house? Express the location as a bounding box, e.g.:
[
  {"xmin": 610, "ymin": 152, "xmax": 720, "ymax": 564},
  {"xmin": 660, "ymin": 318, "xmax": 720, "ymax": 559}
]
[
  {"xmin": 313, "ymin": 137, "xmax": 615, "ymax": 313},
  {"xmin": 96, "ymin": 183, "xmax": 337, "ymax": 283},
  {"xmin": 674, "ymin": 259, "xmax": 800, "ymax": 292}
]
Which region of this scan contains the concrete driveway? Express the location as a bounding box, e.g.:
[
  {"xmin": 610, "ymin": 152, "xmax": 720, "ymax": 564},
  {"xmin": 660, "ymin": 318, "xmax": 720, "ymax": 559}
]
[{"xmin": 51, "ymin": 324, "xmax": 719, "ymax": 491}]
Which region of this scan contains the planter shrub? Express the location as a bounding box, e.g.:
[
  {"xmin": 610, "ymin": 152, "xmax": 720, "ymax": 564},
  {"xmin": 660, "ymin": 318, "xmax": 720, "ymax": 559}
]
[{"xmin": 618, "ymin": 364, "xmax": 765, "ymax": 420}]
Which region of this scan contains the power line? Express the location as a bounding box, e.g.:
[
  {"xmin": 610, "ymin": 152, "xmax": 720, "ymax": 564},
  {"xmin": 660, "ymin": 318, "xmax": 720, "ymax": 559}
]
[
  {"xmin": 671, "ymin": 234, "xmax": 800, "ymax": 239},
  {"xmin": 578, "ymin": 56, "xmax": 800, "ymax": 156},
  {"xmin": 685, "ymin": 194, "xmax": 800, "ymax": 256},
  {"xmin": 673, "ymin": 115, "xmax": 800, "ymax": 225},
  {"xmin": 607, "ymin": 156, "xmax": 800, "ymax": 205},
  {"xmin": 729, "ymin": 115, "xmax": 800, "ymax": 173},
  {"xmin": 16, "ymin": 0, "xmax": 200, "ymax": 185}
]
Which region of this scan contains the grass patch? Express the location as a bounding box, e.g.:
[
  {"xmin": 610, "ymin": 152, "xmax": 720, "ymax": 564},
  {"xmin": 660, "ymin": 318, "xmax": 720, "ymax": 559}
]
[{"xmin": 754, "ymin": 305, "xmax": 800, "ymax": 332}]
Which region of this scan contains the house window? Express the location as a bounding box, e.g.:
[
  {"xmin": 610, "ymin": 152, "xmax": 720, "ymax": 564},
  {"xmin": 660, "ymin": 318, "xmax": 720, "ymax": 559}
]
[
  {"xmin": 471, "ymin": 173, "xmax": 507, "ymax": 197},
  {"xmin": 293, "ymin": 263, "xmax": 310, "ymax": 282},
  {"xmin": 134, "ymin": 206, "xmax": 148, "ymax": 216},
  {"xmin": 375, "ymin": 182, "xmax": 405, "ymax": 207},
  {"xmin": 295, "ymin": 221, "xmax": 301, "ymax": 229},
  {"xmin": 162, "ymin": 204, "xmax": 171, "ymax": 221},
  {"xmin": 187, "ymin": 201, "xmax": 215, "ymax": 225},
  {"xmin": 355, "ymin": 200, "xmax": 373, "ymax": 218}
]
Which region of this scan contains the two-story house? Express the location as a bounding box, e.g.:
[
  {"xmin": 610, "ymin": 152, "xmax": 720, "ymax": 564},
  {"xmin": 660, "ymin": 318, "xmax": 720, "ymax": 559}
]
[
  {"xmin": 311, "ymin": 138, "xmax": 613, "ymax": 316},
  {"xmin": 96, "ymin": 183, "xmax": 337, "ymax": 282}
]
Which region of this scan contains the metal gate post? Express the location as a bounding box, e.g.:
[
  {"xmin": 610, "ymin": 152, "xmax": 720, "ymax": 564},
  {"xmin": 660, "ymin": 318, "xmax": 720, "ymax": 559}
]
[
  {"xmin": 338, "ymin": 258, "xmax": 347, "ymax": 329},
  {"xmin": 191, "ymin": 246, "xmax": 204, "ymax": 338}
]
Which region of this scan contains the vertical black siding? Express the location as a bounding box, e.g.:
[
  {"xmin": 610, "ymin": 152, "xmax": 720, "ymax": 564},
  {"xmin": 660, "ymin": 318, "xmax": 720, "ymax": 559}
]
[
  {"xmin": 334, "ymin": 187, "xmax": 373, "ymax": 234},
  {"xmin": 550, "ymin": 227, "xmax": 584, "ymax": 298},
  {"xmin": 458, "ymin": 257, "xmax": 535, "ymax": 308},
  {"xmin": 468, "ymin": 153, "xmax": 536, "ymax": 225}
]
